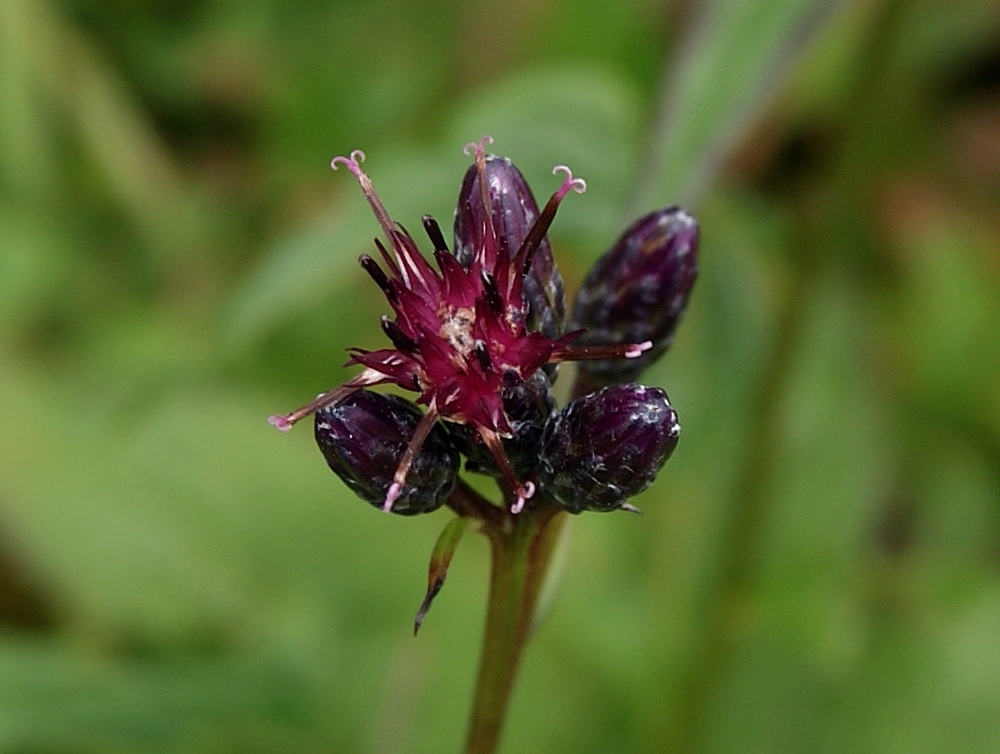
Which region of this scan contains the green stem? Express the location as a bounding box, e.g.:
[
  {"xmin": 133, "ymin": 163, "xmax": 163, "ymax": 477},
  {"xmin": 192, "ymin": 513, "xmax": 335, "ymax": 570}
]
[
  {"xmin": 463, "ymin": 502, "xmax": 566, "ymax": 754},
  {"xmin": 461, "ymin": 363, "xmax": 596, "ymax": 751}
]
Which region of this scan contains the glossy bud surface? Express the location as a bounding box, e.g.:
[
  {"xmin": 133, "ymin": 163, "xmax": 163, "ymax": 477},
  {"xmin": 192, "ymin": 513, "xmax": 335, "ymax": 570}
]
[
  {"xmin": 454, "ymin": 155, "xmax": 566, "ymax": 341},
  {"xmin": 538, "ymin": 383, "xmax": 680, "ymax": 513},
  {"xmin": 572, "ymin": 207, "xmax": 698, "ymax": 382},
  {"xmin": 314, "ymin": 391, "xmax": 458, "ymax": 515}
]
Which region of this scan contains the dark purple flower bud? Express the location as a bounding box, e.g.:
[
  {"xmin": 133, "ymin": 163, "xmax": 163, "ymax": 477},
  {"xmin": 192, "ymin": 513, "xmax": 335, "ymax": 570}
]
[
  {"xmin": 314, "ymin": 391, "xmax": 458, "ymax": 515},
  {"xmin": 450, "ymin": 370, "xmax": 556, "ymax": 480},
  {"xmin": 571, "ymin": 207, "xmax": 698, "ymax": 383},
  {"xmin": 454, "ymin": 155, "xmax": 566, "ymax": 341},
  {"xmin": 537, "ymin": 383, "xmax": 680, "ymax": 513}
]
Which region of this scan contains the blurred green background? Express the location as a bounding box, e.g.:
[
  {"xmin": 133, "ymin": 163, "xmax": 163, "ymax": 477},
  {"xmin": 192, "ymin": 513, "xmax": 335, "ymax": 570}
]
[{"xmin": 2, "ymin": 0, "xmax": 1000, "ymax": 751}]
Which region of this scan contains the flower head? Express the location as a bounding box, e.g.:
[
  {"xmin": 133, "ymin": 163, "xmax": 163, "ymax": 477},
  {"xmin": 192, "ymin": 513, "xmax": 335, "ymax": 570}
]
[{"xmin": 269, "ymin": 138, "xmax": 652, "ymax": 513}]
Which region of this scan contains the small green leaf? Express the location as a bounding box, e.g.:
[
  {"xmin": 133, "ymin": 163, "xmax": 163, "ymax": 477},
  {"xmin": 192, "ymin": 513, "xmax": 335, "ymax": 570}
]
[{"xmin": 414, "ymin": 516, "xmax": 471, "ymax": 636}]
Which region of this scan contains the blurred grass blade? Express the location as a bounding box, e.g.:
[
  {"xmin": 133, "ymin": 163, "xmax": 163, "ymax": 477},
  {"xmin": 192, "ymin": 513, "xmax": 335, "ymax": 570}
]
[
  {"xmin": 0, "ymin": 0, "xmax": 206, "ymax": 267},
  {"xmin": 222, "ymin": 213, "xmax": 373, "ymax": 348},
  {"xmin": 0, "ymin": 640, "xmax": 314, "ymax": 752},
  {"xmin": 635, "ymin": 0, "xmax": 844, "ymax": 209}
]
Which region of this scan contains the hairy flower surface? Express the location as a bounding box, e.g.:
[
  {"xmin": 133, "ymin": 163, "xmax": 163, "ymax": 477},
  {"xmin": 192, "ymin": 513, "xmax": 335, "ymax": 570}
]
[{"xmin": 270, "ymin": 138, "xmax": 651, "ymax": 513}]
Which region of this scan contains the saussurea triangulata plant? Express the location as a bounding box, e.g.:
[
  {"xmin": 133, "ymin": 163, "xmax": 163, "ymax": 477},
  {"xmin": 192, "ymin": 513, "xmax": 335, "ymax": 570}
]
[{"xmin": 270, "ymin": 136, "xmax": 698, "ymax": 754}]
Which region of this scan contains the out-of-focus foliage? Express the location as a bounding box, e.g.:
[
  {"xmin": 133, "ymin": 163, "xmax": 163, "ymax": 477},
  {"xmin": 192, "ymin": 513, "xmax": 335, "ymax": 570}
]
[{"xmin": 1, "ymin": 0, "xmax": 999, "ymax": 751}]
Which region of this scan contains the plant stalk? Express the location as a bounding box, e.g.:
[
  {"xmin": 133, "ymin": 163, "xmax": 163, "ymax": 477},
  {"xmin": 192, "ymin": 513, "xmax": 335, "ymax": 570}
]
[{"xmin": 463, "ymin": 502, "xmax": 566, "ymax": 754}]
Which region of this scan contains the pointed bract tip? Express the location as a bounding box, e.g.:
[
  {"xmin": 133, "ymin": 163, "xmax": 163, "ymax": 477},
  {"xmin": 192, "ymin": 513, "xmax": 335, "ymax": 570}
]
[
  {"xmin": 268, "ymin": 414, "xmax": 293, "ymax": 432},
  {"xmin": 331, "ymin": 150, "xmax": 366, "ymax": 175}
]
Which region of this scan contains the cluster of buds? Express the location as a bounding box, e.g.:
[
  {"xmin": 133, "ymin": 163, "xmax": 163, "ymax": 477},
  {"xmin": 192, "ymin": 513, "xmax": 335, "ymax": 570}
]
[{"xmin": 270, "ymin": 137, "xmax": 698, "ymax": 518}]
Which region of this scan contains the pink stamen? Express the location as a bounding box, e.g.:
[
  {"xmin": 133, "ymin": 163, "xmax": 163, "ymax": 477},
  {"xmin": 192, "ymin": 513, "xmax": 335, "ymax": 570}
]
[
  {"xmin": 509, "ymin": 164, "xmax": 587, "ymax": 292},
  {"xmin": 383, "ymin": 482, "xmax": 402, "ymax": 513},
  {"xmin": 465, "ymin": 137, "xmax": 496, "ymax": 237},
  {"xmin": 551, "ymin": 165, "xmax": 587, "ymax": 201},
  {"xmin": 509, "ymin": 481, "xmax": 535, "ymax": 514},
  {"xmin": 625, "ymin": 340, "xmax": 654, "ymax": 358},
  {"xmin": 267, "ymin": 414, "xmax": 293, "ymax": 432},
  {"xmin": 330, "ymin": 150, "xmax": 366, "ymax": 175},
  {"xmin": 331, "ymin": 149, "xmax": 397, "ymax": 255},
  {"xmin": 462, "ymin": 135, "xmax": 494, "ymax": 157},
  {"xmin": 476, "ymin": 426, "xmax": 536, "ymax": 514},
  {"xmin": 267, "ymin": 369, "xmax": 388, "ymax": 433},
  {"xmin": 381, "ymin": 400, "xmax": 441, "ymax": 513},
  {"xmin": 550, "ymin": 336, "xmax": 657, "ymax": 364}
]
